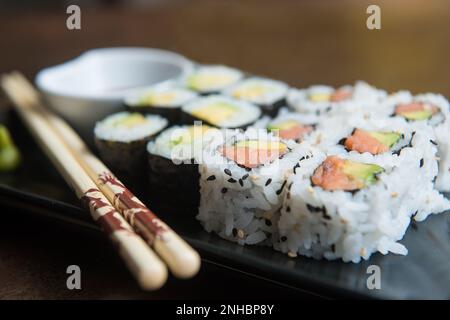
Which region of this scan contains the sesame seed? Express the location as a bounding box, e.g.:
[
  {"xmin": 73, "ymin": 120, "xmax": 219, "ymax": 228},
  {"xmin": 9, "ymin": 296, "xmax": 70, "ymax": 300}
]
[
  {"xmin": 224, "ymin": 168, "xmax": 232, "ymax": 176},
  {"xmin": 288, "ymin": 251, "xmax": 297, "ymax": 258},
  {"xmin": 391, "ymin": 192, "xmax": 398, "ymax": 198},
  {"xmin": 228, "ymin": 178, "xmax": 236, "ymax": 183},
  {"xmin": 221, "ymin": 188, "xmax": 228, "ymax": 194},
  {"xmin": 308, "ymin": 186, "xmax": 314, "ymax": 193},
  {"xmin": 265, "ymin": 178, "xmax": 272, "ymax": 186},
  {"xmin": 238, "ymin": 179, "xmax": 244, "ymax": 187},
  {"xmin": 276, "ymin": 180, "xmax": 287, "ymax": 195},
  {"xmin": 237, "ymin": 229, "xmax": 245, "ymax": 239},
  {"xmin": 242, "ymin": 174, "xmax": 249, "ymax": 180},
  {"xmin": 207, "ymin": 175, "xmax": 216, "ymax": 181}
]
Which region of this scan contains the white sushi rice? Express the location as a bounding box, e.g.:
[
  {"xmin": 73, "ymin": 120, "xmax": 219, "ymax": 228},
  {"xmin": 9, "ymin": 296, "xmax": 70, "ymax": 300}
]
[
  {"xmin": 182, "ymin": 95, "xmax": 261, "ymax": 128},
  {"xmin": 183, "ymin": 65, "xmax": 244, "ymax": 93},
  {"xmin": 275, "ymin": 131, "xmax": 450, "ymax": 262},
  {"xmin": 379, "ymin": 92, "xmax": 450, "ymax": 191},
  {"xmin": 197, "ymin": 128, "xmax": 313, "ymax": 246},
  {"xmin": 223, "ymin": 77, "xmax": 289, "ymax": 105},
  {"xmin": 287, "ymin": 81, "xmax": 387, "ymax": 117},
  {"xmin": 94, "ymin": 112, "xmax": 168, "ymax": 142}
]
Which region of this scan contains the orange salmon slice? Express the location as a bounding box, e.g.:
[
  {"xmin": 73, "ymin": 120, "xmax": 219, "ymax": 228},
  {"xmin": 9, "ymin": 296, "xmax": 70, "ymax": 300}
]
[
  {"xmin": 330, "ymin": 88, "xmax": 352, "ymax": 102},
  {"xmin": 220, "ymin": 140, "xmax": 288, "ymax": 168},
  {"xmin": 311, "ymin": 156, "xmax": 364, "ymax": 191},
  {"xmin": 345, "ymin": 129, "xmax": 389, "ymax": 155}
]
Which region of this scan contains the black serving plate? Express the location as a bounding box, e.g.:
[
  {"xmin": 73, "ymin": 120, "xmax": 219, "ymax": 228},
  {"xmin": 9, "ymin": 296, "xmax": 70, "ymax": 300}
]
[{"xmin": 1, "ymin": 107, "xmax": 450, "ymax": 300}]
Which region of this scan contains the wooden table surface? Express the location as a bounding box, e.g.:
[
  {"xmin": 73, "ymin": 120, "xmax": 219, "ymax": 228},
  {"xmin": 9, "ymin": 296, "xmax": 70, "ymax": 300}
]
[{"xmin": 0, "ymin": 0, "xmax": 449, "ymax": 299}]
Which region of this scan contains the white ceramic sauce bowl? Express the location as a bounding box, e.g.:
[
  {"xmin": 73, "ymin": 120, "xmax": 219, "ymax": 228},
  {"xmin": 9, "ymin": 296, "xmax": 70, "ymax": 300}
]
[{"xmin": 35, "ymin": 47, "xmax": 194, "ymax": 134}]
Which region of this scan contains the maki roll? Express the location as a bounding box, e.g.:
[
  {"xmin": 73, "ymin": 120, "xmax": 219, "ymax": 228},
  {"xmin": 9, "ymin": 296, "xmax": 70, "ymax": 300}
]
[
  {"xmin": 382, "ymin": 92, "xmax": 450, "ymax": 191},
  {"xmin": 183, "ymin": 65, "xmax": 244, "ymax": 95},
  {"xmin": 223, "ymin": 77, "xmax": 289, "ymax": 116},
  {"xmin": 124, "ymin": 83, "xmax": 198, "ymax": 124},
  {"xmin": 266, "ymin": 110, "xmax": 316, "ymax": 142},
  {"xmin": 309, "ymin": 114, "xmax": 414, "ymax": 157},
  {"xmin": 287, "ymin": 81, "xmax": 386, "ymax": 117},
  {"xmin": 197, "ymin": 128, "xmax": 313, "ymax": 246},
  {"xmin": 94, "ymin": 112, "xmax": 168, "ymax": 175},
  {"xmin": 147, "ymin": 125, "xmax": 219, "ymax": 208},
  {"xmin": 181, "ymin": 95, "xmax": 261, "ymax": 129},
  {"xmin": 275, "ymin": 125, "xmax": 449, "ymax": 262}
]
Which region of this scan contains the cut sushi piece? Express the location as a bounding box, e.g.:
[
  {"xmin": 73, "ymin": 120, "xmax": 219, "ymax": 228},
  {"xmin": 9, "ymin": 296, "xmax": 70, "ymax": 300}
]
[
  {"xmin": 184, "ymin": 65, "xmax": 244, "ymax": 94},
  {"xmin": 147, "ymin": 125, "xmax": 219, "ymax": 209},
  {"xmin": 308, "ymin": 113, "xmax": 414, "ymax": 158},
  {"xmin": 223, "ymin": 77, "xmax": 289, "ymax": 116},
  {"xmin": 252, "ymin": 108, "xmax": 317, "ymax": 142},
  {"xmin": 382, "ymin": 92, "xmax": 450, "ymax": 191},
  {"xmin": 311, "ymin": 156, "xmax": 384, "ymax": 191},
  {"xmin": 287, "ymin": 81, "xmax": 387, "ymax": 117},
  {"xmin": 220, "ymin": 140, "xmax": 288, "ymax": 169},
  {"xmin": 181, "ymin": 95, "xmax": 261, "ymax": 129},
  {"xmin": 197, "ymin": 128, "xmax": 312, "ymax": 246},
  {"xmin": 267, "ymin": 112, "xmax": 316, "ymax": 141},
  {"xmin": 268, "ymin": 120, "xmax": 313, "ymax": 141},
  {"xmin": 125, "ymin": 83, "xmax": 198, "ymax": 124},
  {"xmin": 344, "ymin": 129, "xmax": 402, "ymax": 155},
  {"xmin": 395, "ymin": 102, "xmax": 439, "ymax": 121},
  {"xmin": 94, "ymin": 112, "xmax": 168, "ymax": 175},
  {"xmin": 308, "ymin": 86, "xmax": 352, "ymax": 103},
  {"xmin": 276, "ymin": 136, "xmax": 450, "ymax": 263}
]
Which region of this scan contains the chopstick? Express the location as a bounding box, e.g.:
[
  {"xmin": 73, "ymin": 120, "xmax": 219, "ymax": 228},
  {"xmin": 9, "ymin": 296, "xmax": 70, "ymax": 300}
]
[
  {"xmin": 6, "ymin": 72, "xmax": 201, "ymax": 279},
  {"xmin": 1, "ymin": 73, "xmax": 168, "ymax": 290}
]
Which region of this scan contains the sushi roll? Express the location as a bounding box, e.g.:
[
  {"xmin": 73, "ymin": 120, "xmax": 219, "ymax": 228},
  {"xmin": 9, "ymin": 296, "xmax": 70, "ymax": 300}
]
[
  {"xmin": 275, "ymin": 125, "xmax": 450, "ymax": 263},
  {"xmin": 181, "ymin": 95, "xmax": 261, "ymax": 129},
  {"xmin": 124, "ymin": 83, "xmax": 198, "ymax": 124},
  {"xmin": 147, "ymin": 124, "xmax": 219, "ymax": 208},
  {"xmin": 94, "ymin": 112, "xmax": 168, "ymax": 175},
  {"xmin": 265, "ymin": 110, "xmax": 317, "ymax": 142},
  {"xmin": 197, "ymin": 128, "xmax": 313, "ymax": 246},
  {"xmin": 287, "ymin": 81, "xmax": 387, "ymax": 117},
  {"xmin": 309, "ymin": 114, "xmax": 415, "ymax": 157},
  {"xmin": 382, "ymin": 92, "xmax": 450, "ymax": 191},
  {"xmin": 223, "ymin": 77, "xmax": 289, "ymax": 116},
  {"xmin": 183, "ymin": 65, "xmax": 244, "ymax": 95}
]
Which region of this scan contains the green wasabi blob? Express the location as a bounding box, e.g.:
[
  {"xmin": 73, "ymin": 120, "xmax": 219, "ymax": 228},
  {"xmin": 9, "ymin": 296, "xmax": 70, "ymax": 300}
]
[{"xmin": 0, "ymin": 125, "xmax": 21, "ymax": 172}]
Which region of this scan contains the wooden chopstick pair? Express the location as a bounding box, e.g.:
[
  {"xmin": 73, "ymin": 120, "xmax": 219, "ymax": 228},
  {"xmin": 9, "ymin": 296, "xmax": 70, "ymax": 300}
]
[{"xmin": 1, "ymin": 72, "xmax": 201, "ymax": 290}]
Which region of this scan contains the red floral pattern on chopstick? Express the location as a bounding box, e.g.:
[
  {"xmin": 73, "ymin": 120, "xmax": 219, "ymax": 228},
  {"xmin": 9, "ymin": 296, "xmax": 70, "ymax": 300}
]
[
  {"xmin": 81, "ymin": 188, "xmax": 133, "ymax": 235},
  {"xmin": 98, "ymin": 172, "xmax": 167, "ymax": 243}
]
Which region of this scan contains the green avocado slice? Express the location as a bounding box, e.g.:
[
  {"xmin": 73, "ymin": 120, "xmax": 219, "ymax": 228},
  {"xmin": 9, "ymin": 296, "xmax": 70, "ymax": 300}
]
[
  {"xmin": 111, "ymin": 113, "xmax": 147, "ymax": 128},
  {"xmin": 342, "ymin": 160, "xmax": 384, "ymax": 187},
  {"xmin": 368, "ymin": 131, "xmax": 402, "ymax": 148},
  {"xmin": 234, "ymin": 140, "xmax": 288, "ymax": 152},
  {"xmin": 399, "ymin": 110, "xmax": 433, "ymax": 121}
]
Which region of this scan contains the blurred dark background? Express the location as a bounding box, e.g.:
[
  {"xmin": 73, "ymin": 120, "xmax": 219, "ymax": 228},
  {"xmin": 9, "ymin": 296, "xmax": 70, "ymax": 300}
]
[
  {"xmin": 0, "ymin": 0, "xmax": 449, "ymax": 95},
  {"xmin": 0, "ymin": 0, "xmax": 448, "ymax": 300}
]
